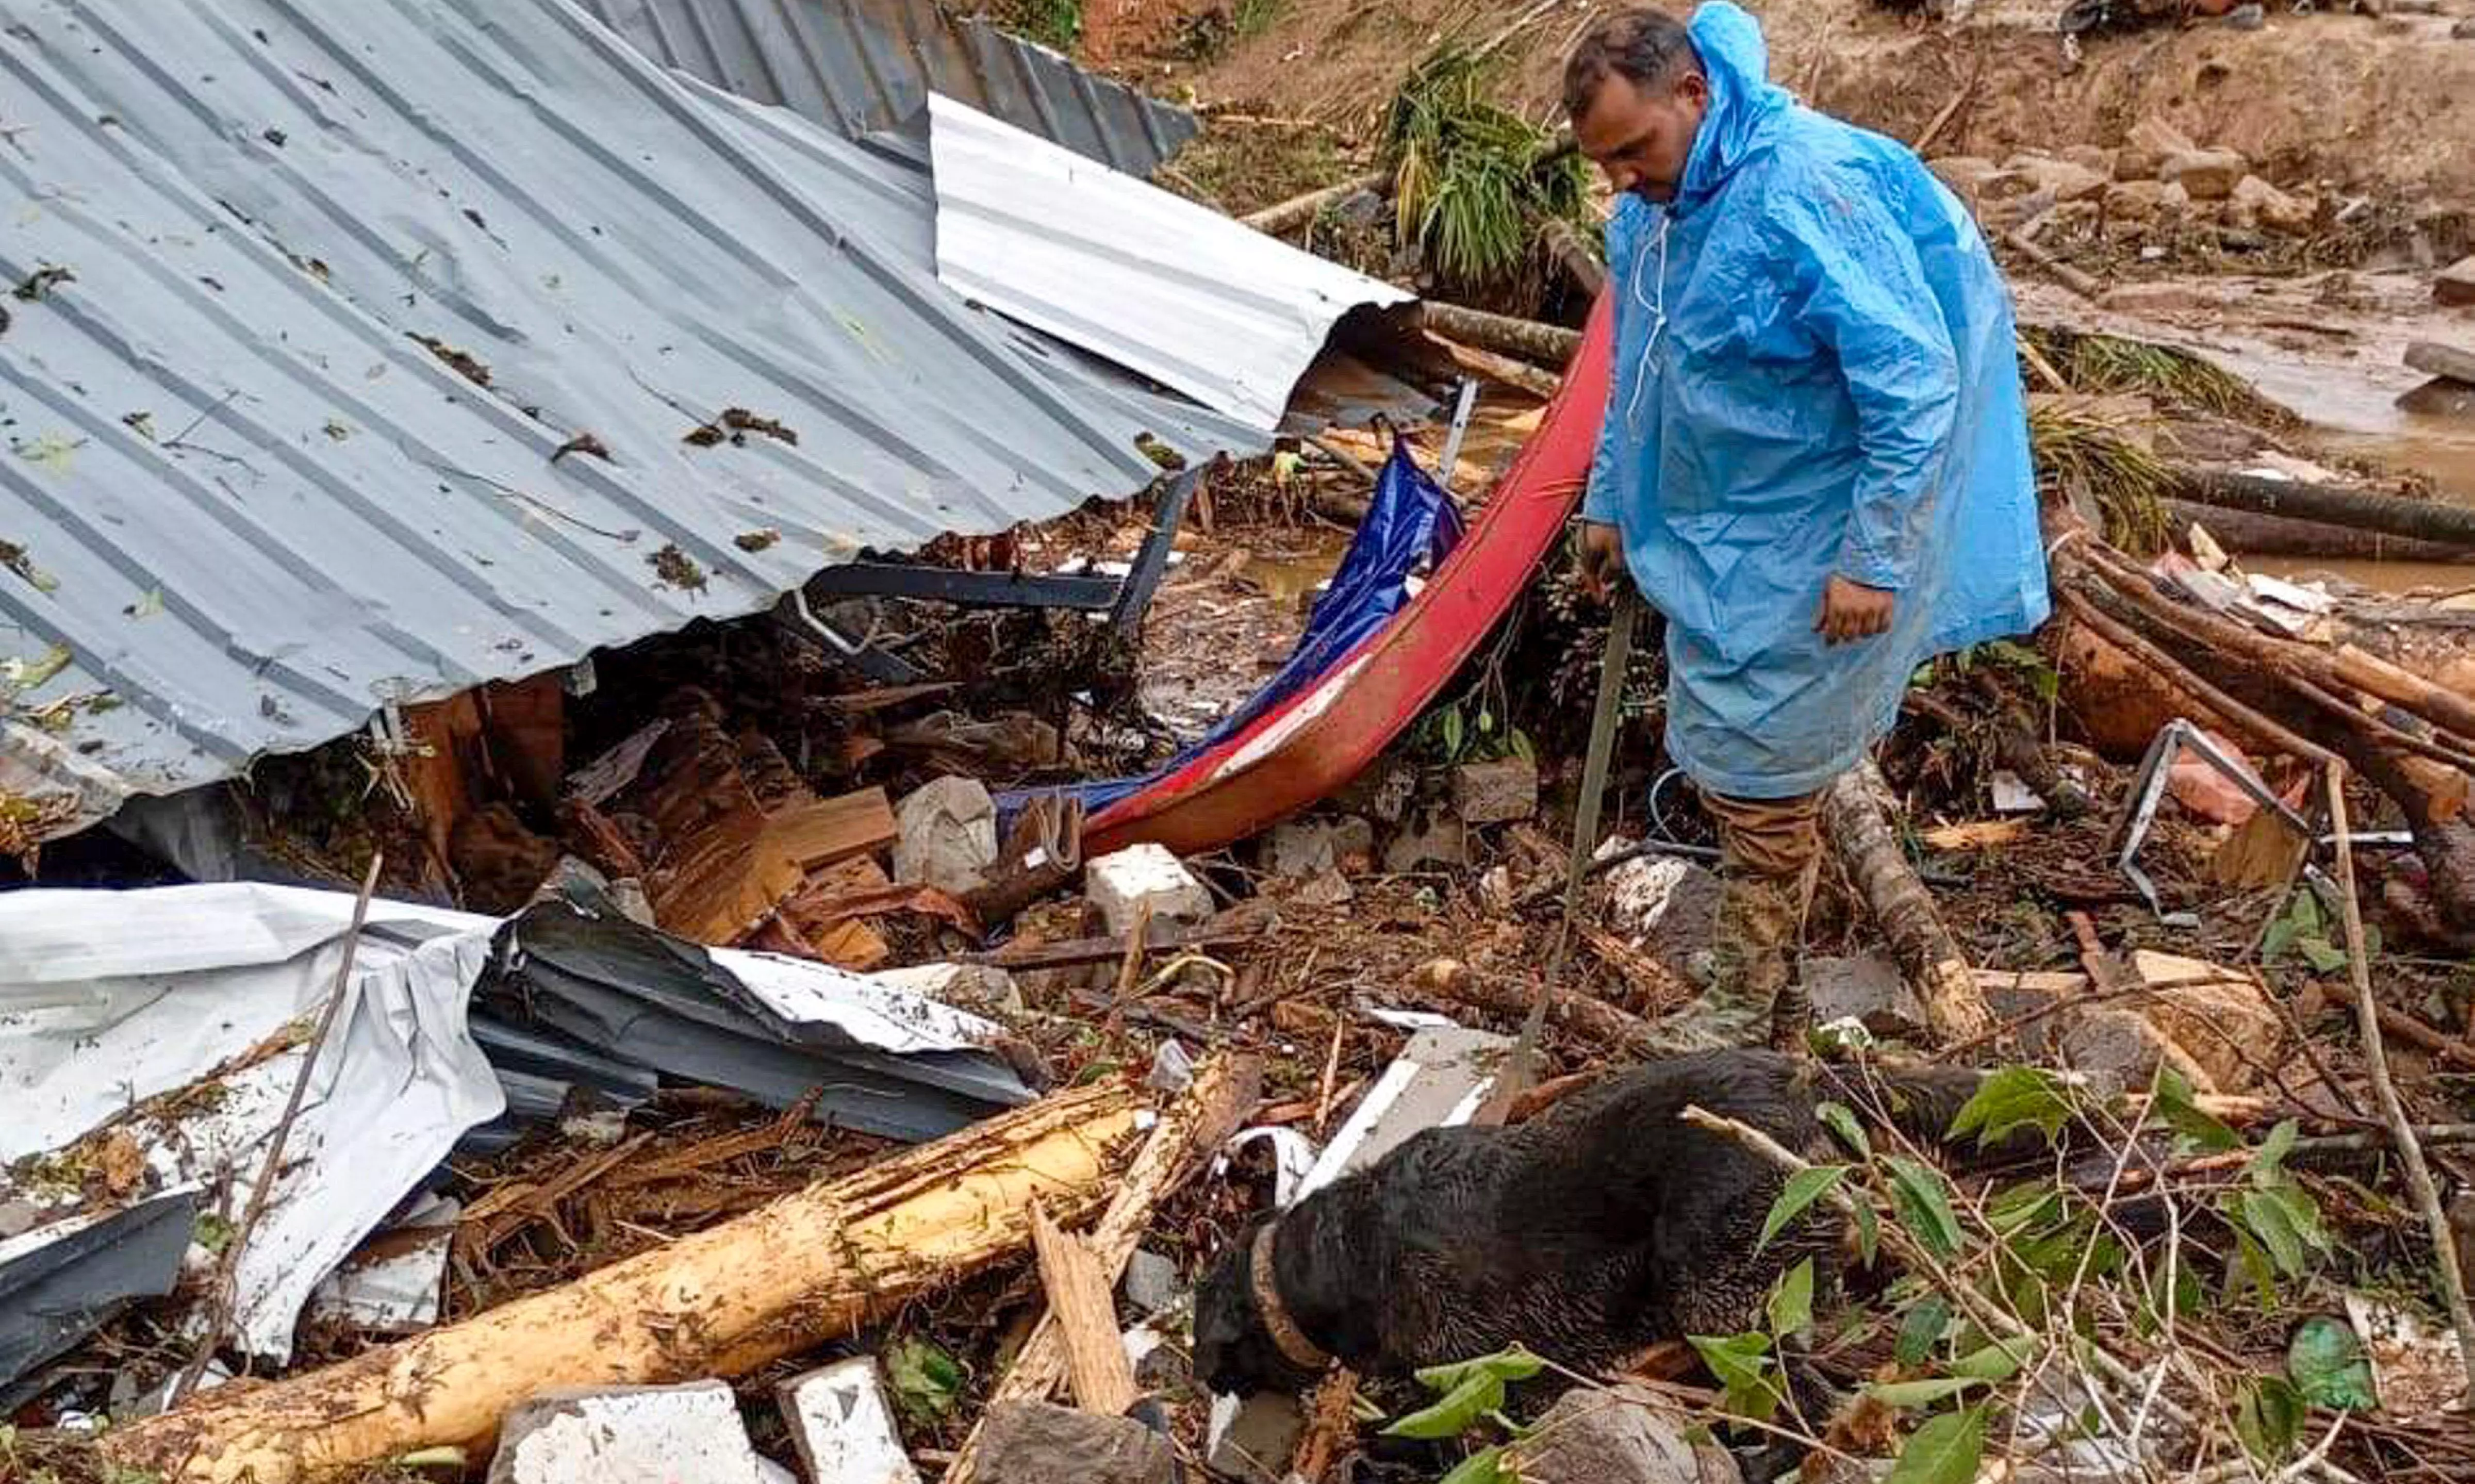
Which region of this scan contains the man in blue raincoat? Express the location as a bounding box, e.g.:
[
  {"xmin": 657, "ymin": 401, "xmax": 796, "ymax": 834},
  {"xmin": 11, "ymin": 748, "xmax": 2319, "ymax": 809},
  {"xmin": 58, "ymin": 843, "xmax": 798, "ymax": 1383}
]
[{"xmin": 1564, "ymin": 3, "xmax": 2049, "ymax": 1051}]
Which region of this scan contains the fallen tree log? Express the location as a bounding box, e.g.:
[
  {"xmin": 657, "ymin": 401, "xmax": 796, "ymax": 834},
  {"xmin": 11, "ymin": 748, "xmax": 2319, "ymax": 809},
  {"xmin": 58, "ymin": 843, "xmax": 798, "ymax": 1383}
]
[
  {"xmin": 1430, "ymin": 956, "xmax": 1660, "ymax": 1057},
  {"xmin": 1420, "ymin": 301, "xmax": 1583, "ymax": 369},
  {"xmin": 1541, "ymin": 218, "xmax": 1606, "ymax": 297},
  {"xmin": 1429, "ymin": 334, "xmax": 1563, "ymax": 400},
  {"xmin": 2163, "ymin": 499, "xmax": 2475, "ymax": 565},
  {"xmin": 1823, "ymin": 762, "xmax": 1995, "ymax": 1044},
  {"xmin": 942, "ymin": 1054, "xmax": 1259, "ymax": 1483},
  {"xmin": 105, "ymin": 1082, "xmax": 1146, "ymax": 1484},
  {"xmin": 2171, "ymin": 468, "xmax": 2475, "ymax": 551},
  {"xmin": 1241, "ymin": 169, "xmax": 1392, "ymax": 235}
]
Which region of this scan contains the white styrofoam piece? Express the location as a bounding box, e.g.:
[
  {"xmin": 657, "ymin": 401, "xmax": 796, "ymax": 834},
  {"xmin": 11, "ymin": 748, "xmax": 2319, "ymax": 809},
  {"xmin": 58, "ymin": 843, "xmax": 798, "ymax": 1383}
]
[
  {"xmin": 778, "ymin": 1359, "xmax": 920, "ymax": 1484},
  {"xmin": 1085, "ymin": 843, "xmax": 1214, "ymax": 934},
  {"xmin": 490, "ymin": 1382, "xmax": 767, "ymax": 1484}
]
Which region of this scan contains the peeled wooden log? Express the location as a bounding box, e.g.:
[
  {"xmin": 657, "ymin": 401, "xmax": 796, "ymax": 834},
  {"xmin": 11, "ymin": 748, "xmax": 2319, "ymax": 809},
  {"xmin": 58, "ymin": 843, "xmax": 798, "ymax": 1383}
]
[
  {"xmin": 1430, "ymin": 334, "xmax": 1563, "ymax": 400},
  {"xmin": 1419, "ymin": 300, "xmax": 1583, "ymax": 369},
  {"xmin": 2172, "ymin": 468, "xmax": 2475, "ymax": 551},
  {"xmin": 1241, "ymin": 169, "xmax": 1391, "ymax": 235},
  {"xmin": 1823, "ymin": 762, "xmax": 1994, "ymax": 1044},
  {"xmin": 1428, "ymin": 955, "xmax": 1661, "ymax": 1057},
  {"xmin": 2164, "ymin": 499, "xmax": 2475, "ymax": 565},
  {"xmin": 105, "ymin": 1082, "xmax": 1146, "ymax": 1484}
]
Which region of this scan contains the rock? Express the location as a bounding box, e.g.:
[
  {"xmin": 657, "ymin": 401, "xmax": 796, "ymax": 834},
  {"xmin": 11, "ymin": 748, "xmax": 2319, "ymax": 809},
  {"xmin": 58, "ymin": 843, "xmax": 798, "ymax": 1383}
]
[
  {"xmin": 2053, "ymin": 1005, "xmax": 2218, "ymax": 1098},
  {"xmin": 2159, "ymin": 180, "xmax": 2194, "ymax": 222},
  {"xmin": 2062, "ymin": 143, "xmax": 2120, "ymax": 177},
  {"xmin": 892, "ymin": 777, "xmax": 997, "ymax": 895},
  {"xmin": 869, "ymin": 961, "xmax": 1025, "ymax": 1017},
  {"xmin": 2008, "ymin": 153, "xmax": 2111, "ymax": 203},
  {"xmin": 1382, "ymin": 807, "xmax": 1468, "ymax": 872},
  {"xmin": 979, "ymin": 1400, "xmax": 1174, "ymax": 1484},
  {"xmin": 2456, "ymin": 15, "xmax": 2475, "ymax": 38},
  {"xmin": 1450, "ymin": 756, "xmax": 1539, "ymax": 826},
  {"xmin": 1086, "ymin": 844, "xmax": 1214, "ymax": 935},
  {"xmin": 1511, "ymin": 1383, "xmax": 1742, "ymax": 1484},
  {"xmin": 1329, "ymin": 187, "xmax": 1389, "ymax": 229},
  {"xmin": 1603, "ymin": 851, "xmax": 1724, "ymax": 975},
  {"xmin": 2226, "ymin": 2, "xmax": 2265, "ymax": 28},
  {"xmin": 1976, "ymin": 170, "xmax": 2045, "ymax": 203},
  {"xmin": 2130, "ymin": 951, "xmax": 2285, "ymax": 1093},
  {"xmin": 2230, "ymin": 175, "xmax": 2316, "ymax": 234},
  {"xmin": 2104, "ymin": 179, "xmax": 2168, "ymax": 223},
  {"xmin": 777, "ymin": 1360, "xmax": 919, "ymax": 1484},
  {"xmin": 2410, "ymin": 339, "xmax": 2475, "ymax": 385},
  {"xmin": 1804, "ymin": 955, "xmax": 1926, "ymax": 1038},
  {"xmin": 1207, "ymin": 1392, "xmax": 1304, "ymax": 1484},
  {"xmin": 2118, "ymin": 118, "xmax": 2199, "ymax": 180},
  {"xmin": 489, "ymin": 1381, "xmax": 768, "ymax": 1484},
  {"xmin": 2161, "ymin": 148, "xmax": 2248, "ymax": 201},
  {"xmin": 1122, "ymin": 1248, "xmax": 1180, "ymax": 1315},
  {"xmin": 1927, "ymin": 155, "xmax": 2002, "ymax": 206},
  {"xmin": 2435, "ymin": 258, "xmax": 2475, "ymax": 306},
  {"xmin": 1261, "ymin": 816, "xmax": 1374, "ymax": 877},
  {"xmin": 1335, "ymin": 759, "xmax": 1417, "ymax": 823},
  {"xmin": 1292, "ymin": 868, "xmax": 1356, "ymax": 907}
]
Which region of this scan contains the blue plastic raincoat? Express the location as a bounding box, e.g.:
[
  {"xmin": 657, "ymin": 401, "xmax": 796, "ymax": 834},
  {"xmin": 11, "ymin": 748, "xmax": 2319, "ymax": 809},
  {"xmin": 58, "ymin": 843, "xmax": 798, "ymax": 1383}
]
[{"xmin": 1585, "ymin": 2, "xmax": 2050, "ymax": 799}]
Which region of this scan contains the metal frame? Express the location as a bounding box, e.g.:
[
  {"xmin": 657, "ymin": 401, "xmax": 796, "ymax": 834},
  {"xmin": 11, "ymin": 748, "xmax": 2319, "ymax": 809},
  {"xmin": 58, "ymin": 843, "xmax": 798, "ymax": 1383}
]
[
  {"xmin": 781, "ymin": 465, "xmax": 1207, "ymax": 684},
  {"xmin": 2110, "ymin": 718, "xmax": 2315, "ymax": 922}
]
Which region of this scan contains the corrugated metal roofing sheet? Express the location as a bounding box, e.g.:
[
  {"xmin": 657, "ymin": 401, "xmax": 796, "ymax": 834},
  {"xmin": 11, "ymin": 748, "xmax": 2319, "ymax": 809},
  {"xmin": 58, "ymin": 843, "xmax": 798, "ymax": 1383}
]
[
  {"xmin": 929, "ymin": 95, "xmax": 1419, "ymax": 433},
  {"xmin": 573, "ymin": 0, "xmax": 1198, "ymax": 176},
  {"xmin": 0, "ymin": 0, "xmax": 1264, "ymax": 842}
]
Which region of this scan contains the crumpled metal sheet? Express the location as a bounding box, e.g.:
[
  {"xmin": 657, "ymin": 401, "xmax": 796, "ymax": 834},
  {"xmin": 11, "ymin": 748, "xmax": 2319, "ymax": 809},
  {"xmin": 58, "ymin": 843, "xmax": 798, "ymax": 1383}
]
[
  {"xmin": 0, "ymin": 0, "xmax": 1265, "ymax": 845},
  {"xmin": 0, "ymin": 1191, "xmax": 197, "ymax": 1407}
]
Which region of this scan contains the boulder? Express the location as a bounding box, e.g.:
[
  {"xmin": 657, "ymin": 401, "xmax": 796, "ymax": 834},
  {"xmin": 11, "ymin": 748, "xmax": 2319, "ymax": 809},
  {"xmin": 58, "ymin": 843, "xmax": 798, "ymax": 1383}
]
[
  {"xmin": 892, "ymin": 777, "xmax": 998, "ymax": 895},
  {"xmin": 2118, "ymin": 118, "xmax": 2199, "ymax": 180},
  {"xmin": 2230, "ymin": 175, "xmax": 2316, "ymax": 234},
  {"xmin": 2008, "ymin": 153, "xmax": 2112, "ymax": 203},
  {"xmin": 1511, "ymin": 1384, "xmax": 1743, "ymax": 1484},
  {"xmin": 1805, "ymin": 955, "xmax": 1927, "ymax": 1038},
  {"xmin": 1382, "ymin": 807, "xmax": 1469, "ymax": 873},
  {"xmin": 2436, "ymin": 255, "xmax": 2475, "ymax": 308},
  {"xmin": 2161, "ymin": 148, "xmax": 2248, "ymax": 200},
  {"xmin": 2104, "ymin": 179, "xmax": 2168, "ymax": 223},
  {"xmin": 2128, "ymin": 950, "xmax": 2286, "ymax": 1093},
  {"xmin": 1451, "ymin": 756, "xmax": 1540, "ymax": 826},
  {"xmin": 2062, "ymin": 143, "xmax": 2121, "ymax": 177},
  {"xmin": 978, "ymin": 1401, "xmax": 1174, "ymax": 1484}
]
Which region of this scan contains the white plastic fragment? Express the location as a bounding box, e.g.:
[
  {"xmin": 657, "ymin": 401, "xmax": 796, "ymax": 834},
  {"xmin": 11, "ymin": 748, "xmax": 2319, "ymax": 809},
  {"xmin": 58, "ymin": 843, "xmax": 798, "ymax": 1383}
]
[
  {"xmin": 488, "ymin": 1381, "xmax": 769, "ymax": 1484},
  {"xmin": 778, "ymin": 1358, "xmax": 921, "ymax": 1484}
]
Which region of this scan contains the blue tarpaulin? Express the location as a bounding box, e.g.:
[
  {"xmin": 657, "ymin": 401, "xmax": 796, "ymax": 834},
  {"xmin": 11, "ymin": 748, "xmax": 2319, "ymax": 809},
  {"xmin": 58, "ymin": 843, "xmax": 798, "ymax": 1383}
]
[{"xmin": 1006, "ymin": 440, "xmax": 1464, "ymax": 821}]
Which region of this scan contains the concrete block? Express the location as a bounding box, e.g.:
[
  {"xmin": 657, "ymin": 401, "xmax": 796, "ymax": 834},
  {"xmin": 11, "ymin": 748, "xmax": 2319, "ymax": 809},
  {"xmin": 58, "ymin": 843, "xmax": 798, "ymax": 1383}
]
[
  {"xmin": 1514, "ymin": 1383, "xmax": 1742, "ymax": 1484},
  {"xmin": 1086, "ymin": 844, "xmax": 1214, "ymax": 936},
  {"xmin": 778, "ymin": 1358, "xmax": 919, "ymax": 1484},
  {"xmin": 892, "ymin": 777, "xmax": 998, "ymax": 895},
  {"xmin": 1450, "ymin": 756, "xmax": 1539, "ymax": 826},
  {"xmin": 488, "ymin": 1381, "xmax": 766, "ymax": 1484},
  {"xmin": 1122, "ymin": 1248, "xmax": 1180, "ymax": 1316},
  {"xmin": 1804, "ymin": 955, "xmax": 1926, "ymax": 1038}
]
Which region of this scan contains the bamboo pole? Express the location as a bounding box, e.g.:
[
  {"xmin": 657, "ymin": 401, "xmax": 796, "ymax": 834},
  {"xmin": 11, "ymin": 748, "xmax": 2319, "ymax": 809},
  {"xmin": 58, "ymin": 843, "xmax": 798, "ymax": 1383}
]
[
  {"xmin": 105, "ymin": 1082, "xmax": 1146, "ymax": 1484},
  {"xmin": 1241, "ymin": 170, "xmax": 1392, "ymax": 234}
]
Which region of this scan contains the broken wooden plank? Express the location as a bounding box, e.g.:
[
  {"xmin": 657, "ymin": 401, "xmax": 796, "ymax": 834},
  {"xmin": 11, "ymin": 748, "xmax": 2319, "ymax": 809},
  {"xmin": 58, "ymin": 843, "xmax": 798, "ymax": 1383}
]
[
  {"xmin": 766, "ymin": 786, "xmax": 898, "ymax": 872},
  {"xmin": 1027, "ymin": 1202, "xmax": 1140, "ymax": 1416},
  {"xmin": 964, "ymin": 910, "xmax": 1272, "ymax": 973},
  {"xmin": 108, "ymin": 1082, "xmax": 1146, "ymax": 1484}
]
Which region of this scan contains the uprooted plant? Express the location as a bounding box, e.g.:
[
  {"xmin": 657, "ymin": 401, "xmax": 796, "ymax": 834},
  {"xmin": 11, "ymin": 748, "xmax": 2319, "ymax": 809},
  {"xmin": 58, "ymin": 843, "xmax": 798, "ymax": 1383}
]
[{"xmin": 1382, "ymin": 47, "xmax": 1593, "ymax": 293}]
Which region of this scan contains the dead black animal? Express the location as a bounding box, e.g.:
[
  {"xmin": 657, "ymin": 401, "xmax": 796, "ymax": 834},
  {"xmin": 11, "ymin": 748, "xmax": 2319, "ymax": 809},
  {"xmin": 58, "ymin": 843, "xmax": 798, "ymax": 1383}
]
[{"xmin": 1194, "ymin": 1048, "xmax": 1995, "ymax": 1399}]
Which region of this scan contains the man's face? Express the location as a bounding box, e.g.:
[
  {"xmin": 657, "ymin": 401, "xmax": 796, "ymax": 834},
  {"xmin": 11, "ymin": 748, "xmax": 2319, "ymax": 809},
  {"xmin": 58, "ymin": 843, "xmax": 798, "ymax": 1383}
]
[{"xmin": 1573, "ymin": 70, "xmax": 1709, "ymax": 204}]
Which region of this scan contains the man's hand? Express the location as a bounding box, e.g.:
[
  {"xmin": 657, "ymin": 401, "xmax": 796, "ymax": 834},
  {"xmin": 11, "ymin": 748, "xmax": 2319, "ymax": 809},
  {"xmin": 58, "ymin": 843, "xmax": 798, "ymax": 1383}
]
[
  {"xmin": 1576, "ymin": 520, "xmax": 1626, "ymax": 604},
  {"xmin": 1815, "ymin": 574, "xmax": 1894, "ymax": 644}
]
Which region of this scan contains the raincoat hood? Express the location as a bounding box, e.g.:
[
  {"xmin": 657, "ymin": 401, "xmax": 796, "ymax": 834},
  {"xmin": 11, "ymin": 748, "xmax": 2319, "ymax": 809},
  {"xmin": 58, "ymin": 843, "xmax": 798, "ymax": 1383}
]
[{"xmin": 1676, "ymin": 2, "xmax": 1793, "ymax": 209}]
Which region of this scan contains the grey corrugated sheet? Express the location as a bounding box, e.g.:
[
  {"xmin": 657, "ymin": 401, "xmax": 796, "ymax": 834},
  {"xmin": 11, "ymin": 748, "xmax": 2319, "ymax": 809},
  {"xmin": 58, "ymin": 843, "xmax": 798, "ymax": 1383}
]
[
  {"xmin": 0, "ymin": 0, "xmax": 1263, "ymax": 842},
  {"xmin": 574, "ymin": 0, "xmax": 1197, "ymax": 177}
]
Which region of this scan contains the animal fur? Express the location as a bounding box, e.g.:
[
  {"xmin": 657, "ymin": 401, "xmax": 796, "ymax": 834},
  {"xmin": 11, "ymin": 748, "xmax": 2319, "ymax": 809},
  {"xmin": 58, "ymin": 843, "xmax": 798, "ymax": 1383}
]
[{"xmin": 1194, "ymin": 1048, "xmax": 1992, "ymax": 1397}]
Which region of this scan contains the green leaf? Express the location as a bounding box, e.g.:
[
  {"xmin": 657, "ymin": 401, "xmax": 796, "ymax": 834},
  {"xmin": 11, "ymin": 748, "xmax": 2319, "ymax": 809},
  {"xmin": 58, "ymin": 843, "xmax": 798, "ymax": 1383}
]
[
  {"xmin": 1688, "ymin": 1331, "xmax": 1783, "ymax": 1422},
  {"xmin": 1386, "ymin": 1371, "xmax": 1506, "ymax": 1439},
  {"xmin": 1949, "ymin": 1338, "xmax": 2031, "ymax": 1383},
  {"xmin": 2251, "ymin": 1119, "xmax": 2301, "ymax": 1182},
  {"xmin": 1817, "ymin": 1100, "xmax": 1871, "ymax": 1161},
  {"xmin": 1412, "ymin": 1347, "xmax": 1546, "ymax": 1394},
  {"xmin": 2298, "ymin": 936, "xmax": 2351, "ymax": 974},
  {"xmin": 1507, "ymin": 727, "xmax": 1536, "ymax": 764},
  {"xmin": 883, "ymin": 1336, "xmax": 963, "ymax": 1426},
  {"xmin": 1867, "ymin": 1376, "xmax": 1983, "ymax": 1409},
  {"xmin": 2236, "ymin": 1376, "xmax": 2307, "ymax": 1463},
  {"xmin": 1885, "ymin": 1157, "xmax": 1965, "ymax": 1261},
  {"xmin": 1440, "ymin": 706, "xmax": 1466, "ymax": 759},
  {"xmin": 1885, "ymin": 1406, "xmax": 1985, "ymax": 1484},
  {"xmin": 1768, "ymin": 1259, "xmax": 1815, "ymax": 1341},
  {"xmin": 1758, "ymin": 1164, "xmax": 1849, "ymax": 1250},
  {"xmin": 1894, "ymin": 1297, "xmax": 1952, "ymax": 1366},
  {"xmin": 2236, "ymin": 1190, "xmax": 2309, "ymax": 1278},
  {"xmin": 1437, "ymin": 1444, "xmax": 1508, "ymax": 1484},
  {"xmin": 1948, "ymin": 1067, "xmax": 2074, "ymax": 1149},
  {"xmin": 1852, "ymin": 1201, "xmax": 1882, "ymax": 1267},
  {"xmin": 2288, "ymin": 1316, "xmax": 2377, "ymax": 1410},
  {"xmin": 2230, "ymin": 1226, "xmax": 2279, "ymax": 1308},
  {"xmin": 2149, "ymin": 1066, "xmax": 2242, "ymax": 1152}
]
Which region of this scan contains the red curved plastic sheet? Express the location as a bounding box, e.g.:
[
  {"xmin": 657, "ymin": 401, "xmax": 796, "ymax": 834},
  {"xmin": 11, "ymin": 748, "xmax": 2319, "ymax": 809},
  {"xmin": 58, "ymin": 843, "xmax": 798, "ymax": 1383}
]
[{"xmin": 1085, "ymin": 292, "xmax": 1614, "ymax": 858}]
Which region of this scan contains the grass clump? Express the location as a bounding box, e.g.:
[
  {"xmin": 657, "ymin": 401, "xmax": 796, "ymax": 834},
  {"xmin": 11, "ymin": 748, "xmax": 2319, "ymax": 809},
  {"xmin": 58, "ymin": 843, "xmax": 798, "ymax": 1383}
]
[
  {"xmin": 1382, "ymin": 47, "xmax": 1591, "ymax": 291},
  {"xmin": 2027, "ymin": 400, "xmax": 2174, "ymax": 554}
]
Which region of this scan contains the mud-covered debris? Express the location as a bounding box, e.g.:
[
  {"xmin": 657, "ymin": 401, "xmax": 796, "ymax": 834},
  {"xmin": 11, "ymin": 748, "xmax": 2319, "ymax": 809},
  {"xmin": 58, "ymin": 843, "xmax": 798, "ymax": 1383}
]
[
  {"xmin": 1513, "ymin": 1384, "xmax": 1741, "ymax": 1484},
  {"xmin": 979, "ymin": 1401, "xmax": 1174, "ymax": 1484},
  {"xmin": 11, "ymin": 265, "xmax": 73, "ymax": 302},
  {"xmin": 409, "ymin": 333, "xmax": 491, "ymax": 387},
  {"xmin": 550, "ymin": 431, "xmax": 611, "ymax": 464},
  {"xmin": 0, "ymin": 540, "xmax": 61, "ymax": 594},
  {"xmin": 1450, "ymin": 755, "xmax": 1539, "ymax": 826},
  {"xmin": 733, "ymin": 528, "xmax": 781, "ymax": 553},
  {"xmin": 683, "ymin": 407, "xmax": 799, "ymax": 448},
  {"xmin": 647, "ymin": 543, "xmax": 707, "ymax": 592},
  {"xmin": 1134, "ymin": 431, "xmax": 1186, "ymax": 470}
]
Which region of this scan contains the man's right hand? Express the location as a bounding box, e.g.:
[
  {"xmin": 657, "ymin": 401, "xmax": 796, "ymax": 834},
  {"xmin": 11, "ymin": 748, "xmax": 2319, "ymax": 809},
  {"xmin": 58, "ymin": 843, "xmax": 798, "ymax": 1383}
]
[{"xmin": 1576, "ymin": 520, "xmax": 1626, "ymax": 604}]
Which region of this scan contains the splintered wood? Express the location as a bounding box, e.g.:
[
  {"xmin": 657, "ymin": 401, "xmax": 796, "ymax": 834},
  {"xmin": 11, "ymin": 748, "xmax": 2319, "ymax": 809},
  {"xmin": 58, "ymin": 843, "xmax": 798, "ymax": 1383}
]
[{"xmin": 106, "ymin": 1082, "xmax": 1145, "ymax": 1484}]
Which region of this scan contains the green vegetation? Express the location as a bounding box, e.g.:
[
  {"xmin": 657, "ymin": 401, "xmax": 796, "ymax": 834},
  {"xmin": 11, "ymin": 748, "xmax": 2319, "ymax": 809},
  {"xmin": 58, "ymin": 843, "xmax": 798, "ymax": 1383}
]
[{"xmin": 1382, "ymin": 47, "xmax": 1591, "ymax": 289}]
